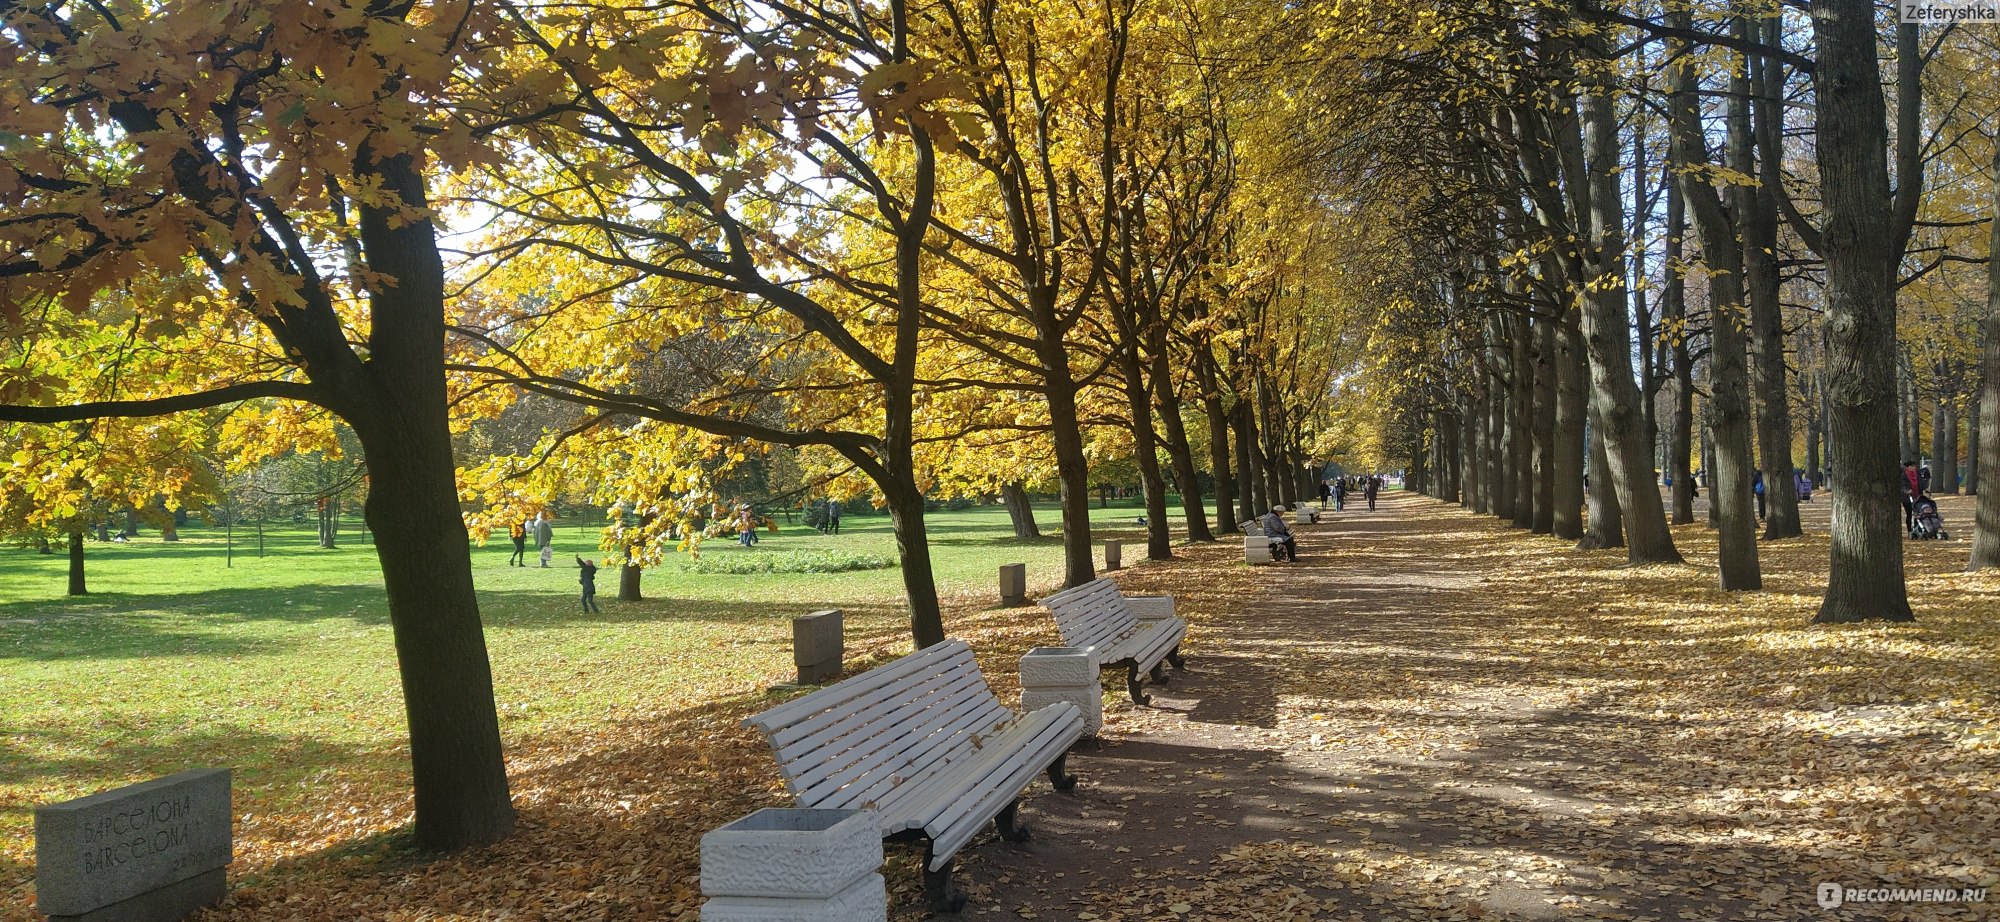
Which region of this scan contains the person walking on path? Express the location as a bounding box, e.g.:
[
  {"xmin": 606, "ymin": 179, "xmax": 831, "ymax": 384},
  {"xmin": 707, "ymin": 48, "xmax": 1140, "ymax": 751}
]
[
  {"xmin": 1365, "ymin": 476, "xmax": 1380, "ymax": 511},
  {"xmin": 508, "ymin": 518, "xmax": 528, "ymax": 567},
  {"xmin": 534, "ymin": 511, "xmax": 555, "ymax": 567},
  {"xmin": 1753, "ymin": 469, "xmax": 1766, "ymax": 521},
  {"xmin": 575, "ymin": 556, "xmax": 602, "ymax": 613},
  {"xmin": 1318, "ymin": 480, "xmax": 1332, "ymax": 508},
  {"xmin": 1333, "ymin": 479, "xmax": 1347, "ymax": 511},
  {"xmin": 1259, "ymin": 505, "xmax": 1299, "ymax": 561}
]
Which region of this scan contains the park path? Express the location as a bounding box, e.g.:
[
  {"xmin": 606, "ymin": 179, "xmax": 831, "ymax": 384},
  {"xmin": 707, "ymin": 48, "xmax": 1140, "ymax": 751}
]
[{"xmin": 936, "ymin": 491, "xmax": 1974, "ymax": 922}]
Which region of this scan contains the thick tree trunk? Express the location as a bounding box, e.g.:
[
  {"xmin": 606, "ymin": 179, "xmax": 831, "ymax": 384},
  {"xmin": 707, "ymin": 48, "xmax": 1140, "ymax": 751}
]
[
  {"xmin": 1464, "ymin": 389, "xmax": 1486, "ymax": 511},
  {"xmin": 67, "ymin": 531, "xmax": 85, "ymax": 596},
  {"xmin": 344, "ymin": 150, "xmax": 515, "ymax": 850},
  {"xmin": 1532, "ymin": 310, "xmax": 1557, "ymax": 533},
  {"xmin": 881, "ymin": 470, "xmax": 947, "ymax": 648},
  {"xmin": 1002, "ymin": 482, "xmax": 1042, "ymax": 539},
  {"xmin": 1968, "ymin": 390, "xmax": 1981, "ymax": 496},
  {"xmin": 1933, "ymin": 397, "xmax": 1959, "ymax": 493},
  {"xmin": 1582, "ymin": 68, "xmax": 1680, "ymax": 564},
  {"xmin": 618, "ymin": 564, "xmax": 642, "ymax": 602},
  {"xmin": 1742, "ymin": 12, "xmax": 1801, "ymax": 540},
  {"xmin": 1233, "ymin": 398, "xmax": 1259, "ymax": 518},
  {"xmin": 1510, "ymin": 313, "xmax": 1536, "ymax": 529},
  {"xmin": 1115, "ymin": 343, "xmax": 1173, "ymax": 559},
  {"xmin": 1045, "ymin": 372, "xmax": 1096, "ymax": 589},
  {"xmin": 1970, "ymin": 150, "xmax": 2000, "ymax": 568},
  {"xmin": 1581, "ymin": 409, "xmax": 1624, "ymax": 548},
  {"xmin": 1672, "ymin": 32, "xmax": 1760, "ymax": 587},
  {"xmin": 1154, "ymin": 366, "xmax": 1214, "ymax": 542},
  {"xmin": 1551, "ymin": 310, "xmax": 1588, "ymax": 540},
  {"xmin": 1202, "ymin": 391, "xmax": 1237, "ymax": 533},
  {"xmin": 1810, "ymin": 3, "xmax": 1913, "ymax": 621},
  {"xmin": 1665, "ymin": 181, "xmax": 1697, "ymax": 526}
]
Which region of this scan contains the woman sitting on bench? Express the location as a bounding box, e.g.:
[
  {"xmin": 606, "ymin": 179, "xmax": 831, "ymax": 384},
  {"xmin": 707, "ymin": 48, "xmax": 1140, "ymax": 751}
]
[{"xmin": 1260, "ymin": 505, "xmax": 1299, "ymax": 562}]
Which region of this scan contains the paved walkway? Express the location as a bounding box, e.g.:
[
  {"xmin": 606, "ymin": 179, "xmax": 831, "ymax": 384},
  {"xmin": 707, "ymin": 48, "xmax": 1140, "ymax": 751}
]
[{"xmin": 937, "ymin": 491, "xmax": 1989, "ymax": 922}]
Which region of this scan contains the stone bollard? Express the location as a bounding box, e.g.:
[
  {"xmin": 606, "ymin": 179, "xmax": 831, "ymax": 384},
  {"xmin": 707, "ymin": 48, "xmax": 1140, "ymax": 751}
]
[
  {"xmin": 998, "ymin": 563, "xmax": 1027, "ymax": 607},
  {"xmin": 1020, "ymin": 647, "xmax": 1102, "ymax": 736},
  {"xmin": 1104, "ymin": 539, "xmax": 1123, "ymax": 571},
  {"xmin": 700, "ymin": 808, "xmax": 886, "ymax": 922},
  {"xmin": 36, "ymin": 768, "xmax": 232, "ymax": 922},
  {"xmin": 793, "ymin": 610, "xmax": 844, "ymax": 685}
]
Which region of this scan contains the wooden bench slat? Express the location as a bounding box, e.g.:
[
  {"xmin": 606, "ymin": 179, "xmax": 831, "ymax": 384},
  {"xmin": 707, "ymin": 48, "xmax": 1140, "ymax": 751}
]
[
  {"xmin": 791, "ymin": 685, "xmax": 1006, "ymax": 809},
  {"xmin": 768, "ymin": 663, "xmax": 984, "ymax": 756},
  {"xmin": 744, "ymin": 640, "xmax": 970, "ymax": 733},
  {"xmin": 920, "ymin": 708, "xmax": 1083, "ymax": 867},
  {"xmin": 782, "ymin": 674, "xmax": 996, "ymax": 796},
  {"xmin": 834, "ymin": 696, "xmax": 1015, "ymax": 817}
]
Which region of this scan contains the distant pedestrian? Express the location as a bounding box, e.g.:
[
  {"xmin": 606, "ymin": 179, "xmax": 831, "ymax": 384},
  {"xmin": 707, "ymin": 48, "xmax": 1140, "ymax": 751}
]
[
  {"xmin": 575, "ymin": 556, "xmax": 602, "ymax": 613},
  {"xmin": 1333, "ymin": 479, "xmax": 1347, "ymax": 511},
  {"xmin": 737, "ymin": 504, "xmax": 759, "ymax": 547},
  {"xmin": 534, "ymin": 511, "xmax": 554, "ymax": 567},
  {"xmin": 1318, "ymin": 480, "xmax": 1332, "ymax": 508},
  {"xmin": 1365, "ymin": 476, "xmax": 1380, "ymax": 511},
  {"xmin": 508, "ymin": 519, "xmax": 527, "ymax": 566},
  {"xmin": 1753, "ymin": 470, "xmax": 1766, "ymax": 520},
  {"xmin": 1902, "ymin": 461, "xmax": 1921, "ymax": 531},
  {"xmin": 826, "ymin": 498, "xmax": 842, "ymax": 535}
]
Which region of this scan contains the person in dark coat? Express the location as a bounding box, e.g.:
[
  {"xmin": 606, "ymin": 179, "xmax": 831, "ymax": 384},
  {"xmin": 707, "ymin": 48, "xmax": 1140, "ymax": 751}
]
[{"xmin": 576, "ymin": 556, "xmax": 602, "ymax": 613}]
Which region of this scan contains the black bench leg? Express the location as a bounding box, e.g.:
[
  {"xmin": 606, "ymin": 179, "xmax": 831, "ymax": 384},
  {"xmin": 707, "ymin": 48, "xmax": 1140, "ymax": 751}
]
[
  {"xmin": 1124, "ymin": 661, "xmax": 1151, "ymax": 706},
  {"xmin": 1166, "ymin": 645, "xmax": 1186, "ymax": 671},
  {"xmin": 923, "ymin": 843, "xmax": 967, "ymax": 914},
  {"xmin": 1047, "ymin": 753, "xmax": 1078, "ymax": 792},
  {"xmin": 1149, "ymin": 661, "xmax": 1168, "ymax": 683},
  {"xmin": 994, "ymin": 798, "xmax": 1032, "ymax": 842}
]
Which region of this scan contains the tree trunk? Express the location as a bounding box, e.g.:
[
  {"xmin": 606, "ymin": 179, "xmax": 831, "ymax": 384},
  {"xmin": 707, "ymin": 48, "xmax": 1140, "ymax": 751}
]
[
  {"xmin": 67, "ymin": 531, "xmax": 86, "ymax": 596},
  {"xmin": 1933, "ymin": 396, "xmax": 1959, "ymax": 493},
  {"xmin": 1115, "ymin": 341, "xmax": 1173, "ymax": 559},
  {"xmin": 1154, "ymin": 356, "xmax": 1214, "ymax": 542},
  {"xmin": 1233, "ymin": 398, "xmax": 1258, "ymax": 518},
  {"xmin": 1970, "ymin": 149, "xmax": 2000, "ymax": 568},
  {"xmin": 1464, "ymin": 388, "xmax": 1486, "ymax": 511},
  {"xmin": 1665, "ymin": 179, "xmax": 1696, "ymax": 525},
  {"xmin": 1202, "ymin": 389, "xmax": 1237, "ymax": 534},
  {"xmin": 618, "ymin": 564, "xmax": 641, "ymax": 602},
  {"xmin": 880, "ymin": 471, "xmax": 947, "ymax": 648},
  {"xmin": 1742, "ymin": 11, "xmax": 1801, "ymax": 540},
  {"xmin": 1581, "ymin": 408, "xmax": 1624, "ymax": 548},
  {"xmin": 1510, "ymin": 312, "xmax": 1536, "ymax": 529},
  {"xmin": 1581, "ymin": 60, "xmax": 1680, "ymax": 564},
  {"xmin": 1488, "ymin": 315, "xmax": 1516, "ymax": 522},
  {"xmin": 1967, "ymin": 389, "xmax": 1981, "ymax": 496},
  {"xmin": 1002, "ymin": 482, "xmax": 1042, "ymax": 539},
  {"xmin": 1532, "ymin": 310, "xmax": 1558, "ymax": 533},
  {"xmin": 1671, "ymin": 28, "xmax": 1760, "ymax": 587},
  {"xmin": 1551, "ymin": 309, "xmax": 1587, "ymax": 540},
  {"xmin": 1042, "ymin": 363, "xmax": 1096, "ymax": 589},
  {"xmin": 344, "ymin": 149, "xmax": 515, "ymax": 850},
  {"xmin": 1810, "ymin": 2, "xmax": 1914, "ymax": 621}
]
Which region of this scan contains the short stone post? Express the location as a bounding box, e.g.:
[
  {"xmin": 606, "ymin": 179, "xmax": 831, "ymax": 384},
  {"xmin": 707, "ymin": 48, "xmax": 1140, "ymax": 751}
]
[
  {"xmin": 998, "ymin": 563, "xmax": 1027, "ymax": 607},
  {"xmin": 793, "ymin": 610, "xmax": 844, "ymax": 685},
  {"xmin": 700, "ymin": 808, "xmax": 886, "ymax": 922},
  {"xmin": 1104, "ymin": 539, "xmax": 1123, "ymax": 571},
  {"xmin": 1020, "ymin": 647, "xmax": 1102, "ymax": 736},
  {"xmin": 35, "ymin": 768, "xmax": 232, "ymax": 922}
]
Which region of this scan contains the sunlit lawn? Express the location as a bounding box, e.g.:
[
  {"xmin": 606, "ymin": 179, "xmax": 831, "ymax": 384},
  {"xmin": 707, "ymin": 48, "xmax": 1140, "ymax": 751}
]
[{"xmin": 0, "ymin": 497, "xmax": 1187, "ymax": 902}]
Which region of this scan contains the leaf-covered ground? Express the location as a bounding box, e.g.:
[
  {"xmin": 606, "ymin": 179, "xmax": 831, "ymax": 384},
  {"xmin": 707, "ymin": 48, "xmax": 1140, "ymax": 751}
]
[
  {"xmin": 959, "ymin": 491, "xmax": 1999, "ymax": 921},
  {"xmin": 7, "ymin": 491, "xmax": 1997, "ymax": 920}
]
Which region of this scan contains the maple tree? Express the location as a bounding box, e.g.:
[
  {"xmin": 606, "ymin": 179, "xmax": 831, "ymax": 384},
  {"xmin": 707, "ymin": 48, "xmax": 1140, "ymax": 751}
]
[{"xmin": 0, "ymin": 0, "xmax": 516, "ymax": 848}]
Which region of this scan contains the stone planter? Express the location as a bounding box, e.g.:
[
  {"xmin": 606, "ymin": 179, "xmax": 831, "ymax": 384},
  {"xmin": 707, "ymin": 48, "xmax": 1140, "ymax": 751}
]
[
  {"xmin": 700, "ymin": 808, "xmax": 885, "ymax": 922},
  {"xmin": 1124, "ymin": 595, "xmax": 1175, "ymax": 623},
  {"xmin": 1020, "ymin": 647, "xmax": 1102, "ymax": 736},
  {"xmin": 998, "ymin": 563, "xmax": 1027, "ymax": 607},
  {"xmin": 1104, "ymin": 539, "xmax": 1123, "ymax": 570}
]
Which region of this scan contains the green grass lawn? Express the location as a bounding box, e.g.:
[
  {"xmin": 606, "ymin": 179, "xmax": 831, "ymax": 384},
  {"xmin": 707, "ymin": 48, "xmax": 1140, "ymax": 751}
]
[{"xmin": 0, "ymin": 496, "xmax": 1195, "ymax": 894}]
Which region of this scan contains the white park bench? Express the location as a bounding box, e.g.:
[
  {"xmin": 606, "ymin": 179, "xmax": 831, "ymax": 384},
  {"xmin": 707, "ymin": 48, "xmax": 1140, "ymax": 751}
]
[
  {"xmin": 742, "ymin": 639, "xmax": 1084, "ymax": 913},
  {"xmin": 1038, "ymin": 578, "xmax": 1187, "ymax": 705}
]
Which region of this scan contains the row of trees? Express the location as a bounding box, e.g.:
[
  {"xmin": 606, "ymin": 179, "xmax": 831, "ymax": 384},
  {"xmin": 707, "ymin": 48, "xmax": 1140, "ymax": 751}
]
[
  {"xmin": 1, "ymin": 0, "xmax": 1357, "ymax": 851},
  {"xmin": 1301, "ymin": 1, "xmax": 2000, "ymax": 621}
]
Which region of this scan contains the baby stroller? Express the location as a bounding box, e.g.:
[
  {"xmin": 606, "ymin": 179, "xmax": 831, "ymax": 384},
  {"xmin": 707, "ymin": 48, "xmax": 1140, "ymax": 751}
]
[{"xmin": 1910, "ymin": 495, "xmax": 1948, "ymax": 540}]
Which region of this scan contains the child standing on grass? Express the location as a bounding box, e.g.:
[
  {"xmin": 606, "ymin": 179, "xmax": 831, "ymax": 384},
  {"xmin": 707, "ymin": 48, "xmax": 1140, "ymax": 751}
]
[
  {"xmin": 576, "ymin": 556, "xmax": 602, "ymax": 613},
  {"xmin": 508, "ymin": 519, "xmax": 528, "ymax": 566}
]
